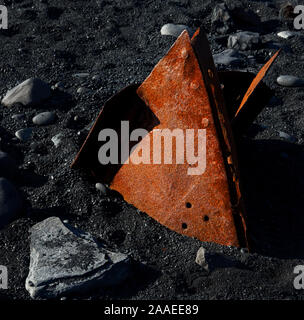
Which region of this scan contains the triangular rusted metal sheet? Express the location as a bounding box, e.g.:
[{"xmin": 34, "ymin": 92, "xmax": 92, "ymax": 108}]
[
  {"xmin": 71, "ymin": 29, "xmax": 281, "ymax": 249},
  {"xmin": 109, "ymin": 30, "xmax": 247, "ymax": 247}
]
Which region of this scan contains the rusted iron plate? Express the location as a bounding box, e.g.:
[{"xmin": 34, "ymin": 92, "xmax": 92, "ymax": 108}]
[
  {"xmin": 232, "ymin": 50, "xmax": 281, "ymax": 134},
  {"xmin": 190, "ymin": 29, "xmax": 247, "ymax": 247},
  {"xmin": 109, "ymin": 30, "xmax": 246, "ymax": 247},
  {"xmin": 71, "ymin": 29, "xmax": 280, "ymax": 249}
]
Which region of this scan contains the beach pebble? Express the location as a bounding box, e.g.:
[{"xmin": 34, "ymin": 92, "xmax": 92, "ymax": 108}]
[
  {"xmin": 228, "ymin": 31, "xmax": 260, "ymax": 50},
  {"xmin": 73, "ymin": 73, "xmax": 90, "ymax": 78},
  {"xmin": 279, "ymin": 131, "xmax": 297, "ymax": 143},
  {"xmin": 95, "ymin": 183, "xmax": 107, "ymax": 195},
  {"xmin": 15, "ymin": 128, "xmax": 33, "ymax": 142},
  {"xmin": 32, "ymin": 112, "xmax": 56, "ymax": 126},
  {"xmin": 160, "ymin": 23, "xmax": 193, "ymax": 38},
  {"xmin": 277, "ymin": 75, "xmax": 304, "ymax": 87},
  {"xmin": 1, "ymin": 78, "xmax": 51, "ymax": 107},
  {"xmin": 195, "ymin": 247, "xmax": 209, "ymax": 271},
  {"xmin": 77, "ymin": 87, "xmax": 90, "ymax": 94},
  {"xmin": 277, "ymin": 31, "xmax": 295, "ymax": 39}
]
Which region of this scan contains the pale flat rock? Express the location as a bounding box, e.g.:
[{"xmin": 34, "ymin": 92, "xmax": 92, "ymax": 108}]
[
  {"xmin": 277, "ymin": 31, "xmax": 295, "ymax": 39},
  {"xmin": 277, "ymin": 75, "xmax": 304, "ymax": 87},
  {"xmin": 1, "ymin": 78, "xmax": 51, "ymax": 107},
  {"xmin": 25, "ymin": 217, "xmax": 131, "ymax": 299},
  {"xmin": 160, "ymin": 23, "xmax": 194, "ymax": 38}
]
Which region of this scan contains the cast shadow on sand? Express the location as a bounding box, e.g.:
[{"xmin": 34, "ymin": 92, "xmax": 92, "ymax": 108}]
[{"xmin": 239, "ymin": 138, "xmax": 304, "ymax": 259}]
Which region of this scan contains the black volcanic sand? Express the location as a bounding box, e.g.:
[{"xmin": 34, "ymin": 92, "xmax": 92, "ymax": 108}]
[{"xmin": 0, "ymin": 0, "xmax": 304, "ymax": 300}]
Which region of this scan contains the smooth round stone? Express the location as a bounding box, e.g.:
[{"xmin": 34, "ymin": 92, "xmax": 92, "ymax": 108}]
[
  {"xmin": 54, "ymin": 82, "xmax": 65, "ymax": 89},
  {"xmin": 277, "ymin": 31, "xmax": 295, "ymax": 39},
  {"xmin": 160, "ymin": 23, "xmax": 194, "ymax": 38},
  {"xmin": 73, "ymin": 73, "xmax": 90, "ymax": 78},
  {"xmin": 15, "ymin": 128, "xmax": 33, "ymax": 141},
  {"xmin": 95, "ymin": 183, "xmax": 107, "ymax": 195},
  {"xmin": 0, "ymin": 151, "xmax": 17, "ymax": 180},
  {"xmin": 32, "ymin": 112, "xmax": 56, "ymax": 126},
  {"xmin": 277, "ymin": 75, "xmax": 304, "ymax": 87},
  {"xmin": 0, "ymin": 177, "xmax": 22, "ymax": 229},
  {"xmin": 77, "ymin": 87, "xmax": 90, "ymax": 94}
]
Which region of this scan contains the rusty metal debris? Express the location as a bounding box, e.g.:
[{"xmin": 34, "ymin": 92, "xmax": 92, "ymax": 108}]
[{"xmin": 71, "ymin": 28, "xmax": 280, "ymax": 248}]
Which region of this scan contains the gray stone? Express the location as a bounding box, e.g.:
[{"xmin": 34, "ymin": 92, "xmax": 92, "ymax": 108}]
[
  {"xmin": 12, "ymin": 113, "xmax": 26, "ymax": 121},
  {"xmin": 54, "ymin": 82, "xmax": 65, "ymax": 90},
  {"xmin": 32, "ymin": 112, "xmax": 56, "ymax": 126},
  {"xmin": 15, "ymin": 128, "xmax": 33, "ymax": 142},
  {"xmin": 1, "ymin": 78, "xmax": 51, "ymax": 107},
  {"xmin": 0, "ymin": 178, "xmax": 22, "ymax": 229},
  {"xmin": 228, "ymin": 31, "xmax": 260, "ymax": 50},
  {"xmin": 279, "ymin": 131, "xmax": 297, "ymax": 143},
  {"xmin": 277, "ymin": 75, "xmax": 304, "ymax": 87},
  {"xmin": 0, "ymin": 151, "xmax": 17, "ymax": 180},
  {"xmin": 73, "ymin": 73, "xmax": 90, "ymax": 78},
  {"xmin": 51, "ymin": 133, "xmax": 64, "ymax": 148},
  {"xmin": 213, "ymin": 49, "xmax": 243, "ymax": 66},
  {"xmin": 195, "ymin": 247, "xmax": 209, "ymax": 271},
  {"xmin": 277, "ymin": 31, "xmax": 295, "ymax": 39},
  {"xmin": 211, "ymin": 3, "xmax": 234, "ymax": 34},
  {"xmin": 77, "ymin": 87, "xmax": 90, "ymax": 94},
  {"xmin": 160, "ymin": 23, "xmax": 193, "ymax": 38},
  {"xmin": 25, "ymin": 217, "xmax": 131, "ymax": 299},
  {"xmin": 95, "ymin": 183, "xmax": 107, "ymax": 195}
]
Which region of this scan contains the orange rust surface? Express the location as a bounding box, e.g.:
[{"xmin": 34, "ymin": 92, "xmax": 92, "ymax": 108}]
[
  {"xmin": 234, "ymin": 49, "xmax": 281, "ymax": 118},
  {"xmin": 110, "ymin": 31, "xmax": 242, "ymax": 247}
]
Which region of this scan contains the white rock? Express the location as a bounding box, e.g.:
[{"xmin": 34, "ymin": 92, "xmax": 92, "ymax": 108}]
[
  {"xmin": 51, "ymin": 133, "xmax": 64, "ymax": 148},
  {"xmin": 195, "ymin": 247, "xmax": 209, "ymax": 271},
  {"xmin": 277, "ymin": 75, "xmax": 304, "ymax": 87},
  {"xmin": 1, "ymin": 78, "xmax": 51, "ymax": 107},
  {"xmin": 277, "ymin": 31, "xmax": 295, "ymax": 39},
  {"xmin": 160, "ymin": 23, "xmax": 193, "ymax": 38}
]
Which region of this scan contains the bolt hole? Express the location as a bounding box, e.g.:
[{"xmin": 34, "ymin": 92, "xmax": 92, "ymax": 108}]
[
  {"xmin": 186, "ymin": 202, "xmax": 192, "ymax": 208},
  {"xmin": 203, "ymin": 215, "xmax": 209, "ymax": 222},
  {"xmin": 182, "ymin": 223, "xmax": 188, "ymax": 229}
]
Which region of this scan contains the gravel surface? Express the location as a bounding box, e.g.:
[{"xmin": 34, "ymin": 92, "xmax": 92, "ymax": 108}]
[{"xmin": 1, "ymin": 0, "xmax": 304, "ymax": 301}]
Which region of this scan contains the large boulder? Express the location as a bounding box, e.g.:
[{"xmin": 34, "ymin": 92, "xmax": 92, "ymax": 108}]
[{"xmin": 25, "ymin": 217, "xmax": 131, "ymax": 299}]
